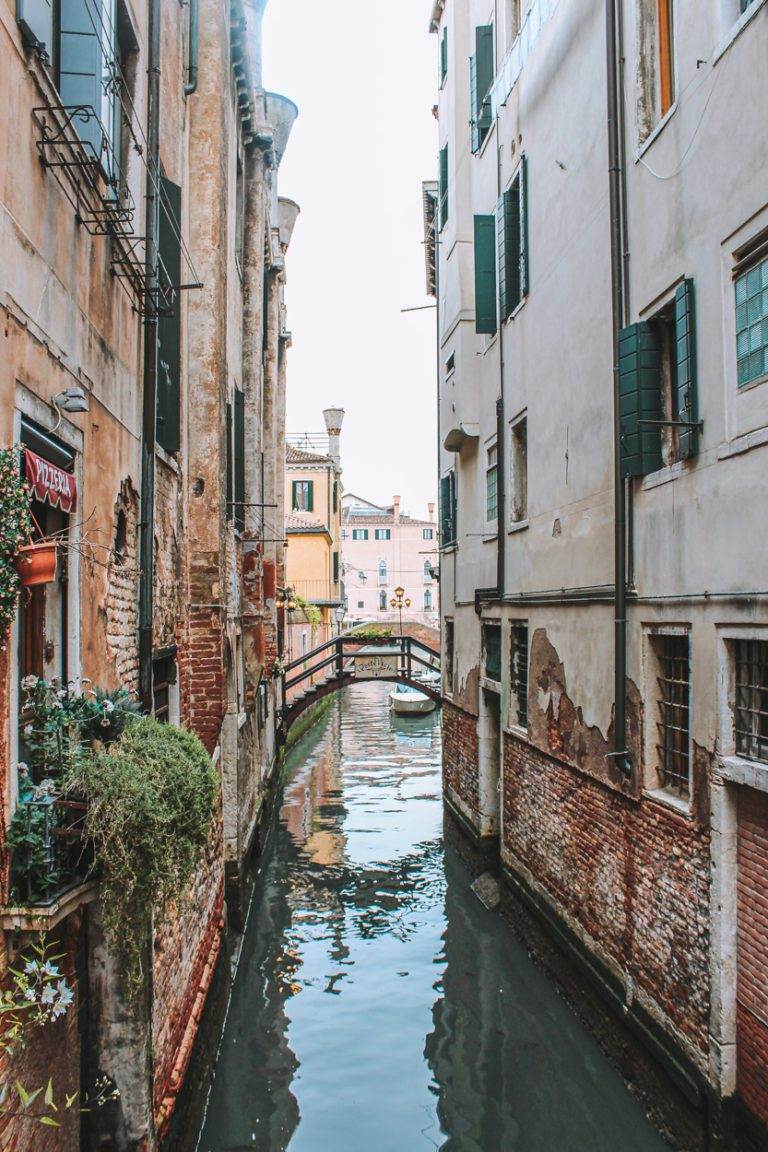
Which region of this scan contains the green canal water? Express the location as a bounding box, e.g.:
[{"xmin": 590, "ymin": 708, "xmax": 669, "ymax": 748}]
[{"xmin": 198, "ymin": 681, "xmax": 667, "ymax": 1152}]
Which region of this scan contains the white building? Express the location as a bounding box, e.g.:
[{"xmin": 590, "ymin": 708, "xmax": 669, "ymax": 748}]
[{"xmin": 428, "ymin": 0, "xmax": 768, "ymax": 1143}]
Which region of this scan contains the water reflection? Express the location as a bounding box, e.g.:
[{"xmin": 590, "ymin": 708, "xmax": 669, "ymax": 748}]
[{"xmin": 199, "ymin": 682, "xmax": 665, "ymax": 1152}]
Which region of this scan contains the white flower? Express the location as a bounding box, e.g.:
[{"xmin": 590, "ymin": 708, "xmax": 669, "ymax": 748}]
[
  {"xmin": 17, "ymin": 763, "xmax": 29, "ymax": 777},
  {"xmin": 23, "ymin": 959, "xmax": 39, "ymax": 976},
  {"xmin": 103, "ymin": 700, "xmax": 115, "ymax": 713},
  {"xmin": 21, "ymin": 675, "xmax": 38, "ymax": 690},
  {"xmin": 40, "ymin": 984, "xmax": 56, "ymax": 1006},
  {"xmin": 23, "ymin": 987, "xmax": 36, "ymax": 1003},
  {"xmin": 42, "ymin": 961, "xmax": 60, "ymax": 978}
]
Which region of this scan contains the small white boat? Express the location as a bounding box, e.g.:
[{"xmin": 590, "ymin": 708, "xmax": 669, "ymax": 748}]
[{"xmin": 389, "ymin": 682, "xmax": 437, "ymax": 716}]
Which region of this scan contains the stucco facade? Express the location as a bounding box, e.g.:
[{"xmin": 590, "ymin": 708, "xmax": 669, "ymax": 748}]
[
  {"xmin": 0, "ymin": 0, "xmax": 298, "ymax": 1144},
  {"xmin": 431, "ymin": 0, "xmax": 768, "ymax": 1143},
  {"xmin": 341, "ymin": 492, "xmax": 439, "ymax": 628}
]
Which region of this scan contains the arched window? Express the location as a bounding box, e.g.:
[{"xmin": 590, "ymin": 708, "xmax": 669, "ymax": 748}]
[
  {"xmin": 424, "ymin": 559, "xmax": 432, "ymax": 583},
  {"xmin": 378, "ymin": 559, "xmax": 388, "ymax": 585},
  {"xmin": 379, "ymin": 589, "xmax": 387, "ymax": 611},
  {"xmin": 424, "ymin": 589, "xmax": 432, "ymax": 610}
]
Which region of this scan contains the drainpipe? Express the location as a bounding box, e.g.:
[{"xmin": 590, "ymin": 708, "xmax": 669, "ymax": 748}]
[
  {"xmin": 184, "ymin": 0, "xmax": 199, "ymax": 96},
  {"xmin": 495, "ymin": 136, "xmax": 505, "ymax": 599},
  {"xmin": 138, "ymin": 0, "xmax": 161, "ymax": 713},
  {"xmin": 606, "ymin": 0, "xmax": 631, "ymax": 776}
]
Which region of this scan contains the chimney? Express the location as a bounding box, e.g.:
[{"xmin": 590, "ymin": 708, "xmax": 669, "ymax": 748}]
[
  {"xmin": 428, "ymin": 502, "xmax": 435, "ymax": 522},
  {"xmin": 393, "ymin": 495, "xmax": 401, "ymax": 524},
  {"xmin": 323, "ymin": 407, "xmax": 345, "ymax": 471}
]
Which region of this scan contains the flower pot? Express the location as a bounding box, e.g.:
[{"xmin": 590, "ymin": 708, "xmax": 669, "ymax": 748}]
[{"xmin": 15, "ymin": 542, "xmax": 57, "ymax": 587}]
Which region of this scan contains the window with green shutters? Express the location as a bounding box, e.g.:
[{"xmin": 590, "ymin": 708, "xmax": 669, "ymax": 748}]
[
  {"xmin": 474, "ymin": 215, "xmax": 497, "ymax": 335},
  {"xmin": 735, "ymin": 255, "xmax": 768, "ymax": 388},
  {"xmin": 440, "ymin": 470, "xmax": 457, "ymax": 546},
  {"xmin": 439, "ymin": 26, "xmax": 448, "ymax": 85},
  {"xmin": 292, "ymin": 480, "xmax": 314, "ymax": 512},
  {"xmin": 58, "ymin": 0, "xmax": 106, "ymax": 161},
  {"xmin": 16, "ymin": 0, "xmax": 53, "ymax": 54},
  {"xmin": 156, "ymin": 176, "xmax": 182, "ymax": 454},
  {"xmin": 619, "ymin": 279, "xmax": 699, "ymax": 478},
  {"xmin": 483, "ymin": 623, "xmax": 502, "ymax": 682},
  {"xmin": 225, "ymin": 401, "xmax": 233, "ymax": 523},
  {"xmin": 439, "ymin": 145, "xmax": 448, "ymax": 230},
  {"xmin": 470, "ymin": 25, "xmax": 494, "ymax": 154},
  {"xmin": 486, "ymin": 444, "xmax": 498, "ymax": 522},
  {"xmin": 332, "ymin": 552, "xmax": 339, "ymax": 584},
  {"xmin": 233, "ymin": 388, "xmax": 245, "ymax": 533},
  {"xmin": 497, "ymin": 156, "xmax": 528, "ymax": 321}
]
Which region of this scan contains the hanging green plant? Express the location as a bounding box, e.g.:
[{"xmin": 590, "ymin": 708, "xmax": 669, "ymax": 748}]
[
  {"xmin": 0, "ymin": 447, "xmax": 32, "ymax": 646},
  {"xmin": 65, "ymin": 717, "xmax": 218, "ymax": 1001}
]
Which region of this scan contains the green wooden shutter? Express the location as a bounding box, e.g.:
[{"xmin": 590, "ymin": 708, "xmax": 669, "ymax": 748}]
[
  {"xmin": 675, "ymin": 278, "xmax": 698, "ymax": 460},
  {"xmin": 291, "ymin": 480, "xmax": 298, "ymax": 511},
  {"xmin": 619, "ymin": 323, "xmax": 662, "ymax": 478},
  {"xmin": 439, "ymin": 145, "xmax": 448, "ymax": 228},
  {"xmin": 440, "ymin": 474, "xmax": 451, "ymax": 543},
  {"xmin": 225, "ymin": 401, "xmax": 233, "ymax": 522},
  {"xmin": 497, "ymin": 189, "xmax": 520, "ymax": 322},
  {"xmin": 476, "ymin": 26, "xmax": 494, "ymax": 131},
  {"xmin": 16, "ymin": 0, "xmax": 53, "ymax": 54},
  {"xmin": 306, "ymin": 480, "xmax": 314, "ymax": 513},
  {"xmin": 474, "ymin": 215, "xmax": 497, "ymax": 335},
  {"xmin": 470, "ymin": 53, "xmax": 480, "ymax": 153},
  {"xmin": 233, "ymin": 388, "xmax": 245, "ymax": 532},
  {"xmin": 440, "ymin": 27, "xmax": 448, "ymax": 84},
  {"xmin": 518, "ymin": 153, "xmax": 529, "ymax": 298},
  {"xmin": 58, "ymin": 0, "xmax": 103, "ymax": 161},
  {"xmin": 333, "ymin": 552, "xmax": 339, "ymax": 583},
  {"xmin": 156, "ymin": 177, "xmax": 182, "ymax": 453},
  {"xmin": 333, "ymin": 481, "xmax": 338, "ymax": 513}
]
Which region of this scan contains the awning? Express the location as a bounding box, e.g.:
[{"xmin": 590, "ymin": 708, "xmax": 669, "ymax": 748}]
[{"xmin": 24, "ymin": 448, "xmax": 77, "ymax": 513}]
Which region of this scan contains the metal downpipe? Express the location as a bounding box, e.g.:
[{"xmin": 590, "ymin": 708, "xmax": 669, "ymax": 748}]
[{"xmin": 184, "ymin": 0, "xmax": 199, "ymax": 96}]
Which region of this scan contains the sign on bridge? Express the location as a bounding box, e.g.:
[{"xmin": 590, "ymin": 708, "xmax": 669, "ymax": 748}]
[{"xmin": 355, "ymin": 653, "xmax": 400, "ymax": 680}]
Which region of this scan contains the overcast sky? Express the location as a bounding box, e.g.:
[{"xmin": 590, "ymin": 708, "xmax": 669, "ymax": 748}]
[{"xmin": 262, "ymin": 1, "xmax": 438, "ymax": 519}]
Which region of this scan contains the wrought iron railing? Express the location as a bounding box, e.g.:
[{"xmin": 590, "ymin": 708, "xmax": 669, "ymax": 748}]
[{"xmin": 8, "ymin": 796, "xmax": 91, "ymax": 908}]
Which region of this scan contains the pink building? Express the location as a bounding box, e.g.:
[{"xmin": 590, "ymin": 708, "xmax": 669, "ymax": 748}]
[{"xmin": 341, "ymin": 493, "xmax": 439, "ymax": 627}]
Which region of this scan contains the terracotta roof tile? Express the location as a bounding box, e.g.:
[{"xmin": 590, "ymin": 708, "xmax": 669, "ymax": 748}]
[{"xmin": 286, "ymin": 444, "xmax": 331, "ymax": 465}]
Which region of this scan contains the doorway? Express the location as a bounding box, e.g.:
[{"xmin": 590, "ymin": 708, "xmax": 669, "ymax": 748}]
[{"xmin": 478, "ymin": 688, "xmax": 501, "ymax": 840}]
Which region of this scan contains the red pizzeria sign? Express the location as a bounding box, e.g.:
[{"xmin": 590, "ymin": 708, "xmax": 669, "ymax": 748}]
[{"xmin": 24, "ymin": 448, "xmax": 77, "ymax": 514}]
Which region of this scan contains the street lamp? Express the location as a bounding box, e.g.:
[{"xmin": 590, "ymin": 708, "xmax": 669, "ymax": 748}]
[
  {"xmin": 390, "ymin": 587, "xmax": 411, "ymax": 638},
  {"xmin": 334, "ymin": 603, "xmax": 346, "ymax": 636}
]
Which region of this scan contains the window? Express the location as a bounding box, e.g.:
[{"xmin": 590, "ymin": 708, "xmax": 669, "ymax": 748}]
[
  {"xmin": 637, "ymin": 0, "xmax": 676, "ymax": 144},
  {"xmin": 486, "ymin": 444, "xmax": 498, "ymax": 523},
  {"xmin": 735, "ymin": 255, "xmax": 768, "ymax": 388},
  {"xmin": 357, "ymin": 600, "xmax": 364, "ymax": 609},
  {"xmin": 333, "ymin": 552, "xmax": 339, "ymax": 584},
  {"xmin": 439, "ymin": 25, "xmax": 448, "ymax": 85},
  {"xmin": 379, "ymin": 589, "xmax": 387, "ymax": 611},
  {"xmin": 424, "ymin": 559, "xmax": 433, "ymax": 583},
  {"xmin": 505, "ymin": 0, "xmax": 520, "ymax": 45},
  {"xmin": 740, "ymin": 0, "xmax": 754, "ymax": 10},
  {"xmin": 734, "ymin": 640, "xmax": 768, "ymax": 763},
  {"xmin": 650, "ymin": 633, "xmax": 690, "ymax": 798},
  {"xmin": 157, "ymin": 176, "xmax": 182, "ymax": 454},
  {"xmin": 235, "ymin": 152, "xmax": 245, "ymax": 270},
  {"xmin": 333, "ymin": 481, "xmax": 339, "ymax": 513},
  {"xmin": 233, "ymin": 389, "xmax": 245, "ymax": 532},
  {"xmin": 619, "ymin": 278, "xmax": 698, "ymax": 477},
  {"xmin": 474, "ymin": 215, "xmax": 497, "ymax": 335},
  {"xmin": 292, "ymin": 480, "xmax": 314, "ymax": 512},
  {"xmin": 483, "ymin": 623, "xmax": 502, "ymax": 682},
  {"xmin": 423, "ymin": 528, "xmax": 434, "ymax": 540},
  {"xmin": 352, "ymin": 528, "xmax": 368, "ymax": 541},
  {"xmin": 445, "ymin": 620, "xmax": 454, "ymax": 692},
  {"xmin": 440, "ymin": 470, "xmax": 457, "ymax": 545},
  {"xmin": 341, "ymin": 528, "xmax": 347, "ymax": 540},
  {"xmin": 510, "ymin": 416, "xmax": 527, "ymax": 523},
  {"xmin": 510, "ymin": 622, "xmax": 528, "ymax": 729},
  {"xmin": 470, "ymin": 25, "xmax": 494, "ymax": 153},
  {"xmin": 152, "ymin": 652, "xmax": 177, "ymax": 724},
  {"xmin": 439, "ymin": 144, "xmax": 449, "ymax": 229},
  {"xmin": 424, "ymin": 589, "xmax": 432, "ymax": 610},
  {"xmin": 375, "ymin": 528, "xmax": 391, "ymax": 540},
  {"xmin": 378, "ymin": 560, "xmax": 388, "ymax": 585},
  {"xmin": 497, "ymin": 156, "xmax": 529, "ymax": 321}
]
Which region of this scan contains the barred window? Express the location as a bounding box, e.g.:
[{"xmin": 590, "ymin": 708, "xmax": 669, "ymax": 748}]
[
  {"xmin": 735, "ymin": 640, "xmax": 768, "ymax": 763},
  {"xmin": 483, "ymin": 623, "xmax": 501, "ymax": 682},
  {"xmin": 510, "ymin": 621, "xmax": 528, "ymax": 729},
  {"xmin": 652, "ymin": 634, "xmax": 690, "ymax": 797},
  {"xmin": 445, "ymin": 620, "xmax": 454, "ymax": 692},
  {"xmin": 486, "ymin": 445, "xmax": 498, "ymax": 522}
]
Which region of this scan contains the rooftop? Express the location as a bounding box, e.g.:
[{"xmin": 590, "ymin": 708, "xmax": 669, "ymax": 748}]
[{"xmin": 286, "ymin": 444, "xmax": 332, "ymax": 466}]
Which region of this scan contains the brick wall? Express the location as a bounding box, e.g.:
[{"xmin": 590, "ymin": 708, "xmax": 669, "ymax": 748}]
[
  {"xmin": 105, "ymin": 481, "xmax": 140, "ymax": 693},
  {"xmin": 737, "ymin": 787, "xmax": 768, "ymax": 1129},
  {"xmin": 503, "ymin": 731, "xmax": 711, "ymax": 1062},
  {"xmin": 442, "ymin": 699, "xmax": 480, "ymax": 829}
]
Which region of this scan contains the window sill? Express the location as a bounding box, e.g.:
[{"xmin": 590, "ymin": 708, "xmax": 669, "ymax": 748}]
[
  {"xmin": 735, "ymin": 371, "xmax": 768, "ymax": 396},
  {"xmin": 718, "ymin": 422, "xmax": 768, "ymax": 461},
  {"xmin": 483, "ymin": 531, "xmax": 498, "ymax": 543},
  {"xmin": 480, "ymin": 675, "xmax": 501, "ymax": 692},
  {"xmin": 715, "ymin": 755, "xmax": 768, "ymax": 793},
  {"xmin": 476, "ymin": 122, "xmax": 497, "ymax": 161},
  {"xmin": 635, "ymin": 102, "xmax": 677, "ymax": 161},
  {"xmin": 508, "ymin": 518, "xmax": 529, "ymax": 535},
  {"xmin": 640, "ymin": 460, "xmax": 687, "ymax": 491},
  {"xmin": 440, "ymin": 542, "xmax": 458, "ymax": 553},
  {"xmin": 238, "ymin": 710, "xmax": 248, "ymax": 730},
  {"xmin": 503, "ymin": 722, "xmax": 528, "ymax": 741},
  {"xmin": 155, "ymin": 443, "xmax": 180, "ymax": 474},
  {"xmin": 643, "ymin": 786, "xmax": 692, "ymax": 817},
  {"xmin": 714, "ymin": 0, "xmax": 768, "ymax": 65},
  {"xmin": 502, "ymin": 296, "xmax": 528, "ymax": 326}
]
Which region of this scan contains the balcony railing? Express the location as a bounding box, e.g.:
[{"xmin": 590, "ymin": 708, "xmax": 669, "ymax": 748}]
[
  {"xmin": 8, "ymin": 796, "xmax": 91, "ymax": 908},
  {"xmin": 291, "ymin": 580, "xmax": 343, "ymax": 605}
]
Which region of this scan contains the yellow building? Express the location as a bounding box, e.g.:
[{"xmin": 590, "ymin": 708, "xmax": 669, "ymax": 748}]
[{"xmin": 284, "ymin": 409, "xmax": 345, "ymax": 657}]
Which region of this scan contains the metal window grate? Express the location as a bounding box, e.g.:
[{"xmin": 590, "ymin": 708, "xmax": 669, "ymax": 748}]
[
  {"xmin": 735, "ymin": 639, "xmax": 768, "ymax": 763},
  {"xmin": 483, "ymin": 624, "xmax": 502, "ymax": 682},
  {"xmin": 510, "ymin": 622, "xmax": 528, "ymax": 728},
  {"xmin": 653, "ymin": 634, "xmax": 690, "ymax": 796}
]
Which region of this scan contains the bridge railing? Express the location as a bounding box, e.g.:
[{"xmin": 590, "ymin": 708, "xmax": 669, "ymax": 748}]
[{"xmin": 281, "ymin": 633, "xmax": 440, "ymax": 700}]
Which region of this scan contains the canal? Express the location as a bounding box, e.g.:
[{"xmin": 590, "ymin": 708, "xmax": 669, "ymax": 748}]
[{"xmin": 198, "ymin": 682, "xmax": 668, "ymax": 1152}]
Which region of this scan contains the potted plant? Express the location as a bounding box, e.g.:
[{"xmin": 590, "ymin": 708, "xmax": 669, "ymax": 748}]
[{"xmin": 0, "ymin": 447, "xmax": 33, "ymax": 640}]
